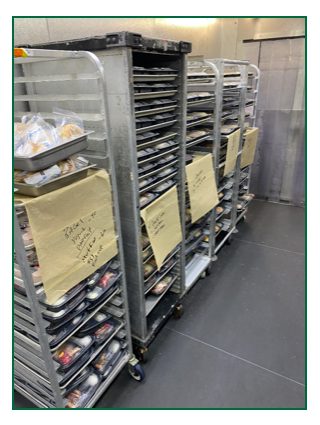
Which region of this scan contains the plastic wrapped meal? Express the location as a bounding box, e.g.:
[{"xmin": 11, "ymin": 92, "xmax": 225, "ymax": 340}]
[{"xmin": 14, "ymin": 108, "xmax": 85, "ymax": 158}]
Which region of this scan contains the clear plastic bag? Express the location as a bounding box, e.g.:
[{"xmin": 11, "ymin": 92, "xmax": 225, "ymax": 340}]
[
  {"xmin": 14, "ymin": 114, "xmax": 60, "ymax": 157},
  {"xmin": 53, "ymin": 108, "xmax": 84, "ymax": 142}
]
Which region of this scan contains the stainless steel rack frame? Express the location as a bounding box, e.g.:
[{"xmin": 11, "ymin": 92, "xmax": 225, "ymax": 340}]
[
  {"xmin": 14, "ymin": 48, "xmax": 144, "ymax": 408},
  {"xmin": 207, "ymin": 59, "xmax": 249, "ymax": 255},
  {"xmin": 183, "ymin": 60, "xmax": 220, "ymax": 293},
  {"xmin": 42, "ymin": 35, "xmax": 191, "ymax": 360},
  {"xmin": 236, "ymin": 63, "xmax": 261, "ymax": 224}
]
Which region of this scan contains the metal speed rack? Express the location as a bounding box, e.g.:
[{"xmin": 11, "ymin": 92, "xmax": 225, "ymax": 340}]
[
  {"xmin": 183, "ymin": 60, "xmax": 219, "ymax": 293},
  {"xmin": 30, "ymin": 33, "xmax": 192, "ymax": 361},
  {"xmin": 236, "ymin": 64, "xmax": 261, "ymax": 224},
  {"xmin": 100, "ymin": 34, "xmax": 190, "ymax": 361},
  {"xmin": 14, "ymin": 48, "xmax": 144, "ymax": 408},
  {"xmin": 207, "ymin": 59, "xmax": 250, "ymax": 255}
]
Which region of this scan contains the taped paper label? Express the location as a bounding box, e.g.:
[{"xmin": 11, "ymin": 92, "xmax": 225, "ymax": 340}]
[
  {"xmin": 224, "ymin": 129, "xmax": 241, "ymax": 176},
  {"xmin": 141, "ymin": 186, "xmax": 182, "ymax": 270},
  {"xmin": 16, "ymin": 169, "xmax": 118, "ymax": 304},
  {"xmin": 241, "ymin": 127, "xmax": 259, "ymax": 169},
  {"xmin": 186, "ymin": 154, "xmax": 219, "ymax": 223}
]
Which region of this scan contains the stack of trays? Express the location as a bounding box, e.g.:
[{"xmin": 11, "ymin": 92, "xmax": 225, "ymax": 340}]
[{"xmin": 14, "ymin": 205, "xmax": 129, "ymax": 408}]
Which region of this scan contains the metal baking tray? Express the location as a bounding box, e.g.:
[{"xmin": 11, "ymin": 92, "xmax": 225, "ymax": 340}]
[
  {"xmin": 135, "ymin": 104, "xmax": 177, "ymax": 118},
  {"xmin": 136, "ymin": 119, "xmax": 177, "ymax": 134},
  {"xmin": 134, "ymin": 74, "xmax": 178, "ymax": 82},
  {"xmin": 14, "ymin": 165, "xmax": 96, "ymax": 197},
  {"xmin": 136, "ymin": 132, "xmax": 177, "ymax": 149},
  {"xmin": 186, "ymin": 116, "xmax": 213, "ymax": 128},
  {"xmin": 187, "ymin": 97, "xmax": 214, "ymax": 106},
  {"xmin": 137, "ymin": 146, "xmax": 179, "ymax": 166},
  {"xmin": 134, "ymin": 90, "xmax": 177, "ymax": 100},
  {"xmin": 14, "ymin": 132, "xmax": 92, "ymax": 171}
]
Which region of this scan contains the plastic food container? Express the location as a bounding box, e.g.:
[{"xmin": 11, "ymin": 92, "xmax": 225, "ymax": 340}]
[
  {"xmin": 86, "ymin": 273, "xmax": 120, "ymax": 309},
  {"xmin": 46, "ymin": 301, "xmax": 88, "ymax": 334},
  {"xmin": 49, "ymin": 313, "xmax": 87, "ymax": 349},
  {"xmin": 142, "ymin": 245, "xmax": 153, "ymax": 261},
  {"xmin": 138, "ymin": 163, "xmax": 154, "ymax": 175},
  {"xmin": 79, "ymin": 314, "xmax": 120, "ymax": 344},
  {"xmin": 136, "ymin": 131, "xmax": 160, "ymax": 143},
  {"xmin": 156, "ymin": 153, "xmax": 176, "ymax": 165},
  {"xmin": 139, "ymin": 176, "xmax": 156, "ymax": 189},
  {"xmin": 139, "ymin": 192, "xmax": 157, "ymax": 208},
  {"xmin": 150, "ymin": 275, "xmax": 173, "ymax": 295},
  {"xmin": 137, "ymin": 147, "xmax": 157, "ymax": 159},
  {"xmin": 92, "ymin": 340, "xmax": 122, "ymax": 376},
  {"xmin": 154, "ymin": 140, "xmax": 176, "ymax": 151},
  {"xmin": 40, "ymin": 281, "xmax": 87, "ymax": 311},
  {"xmin": 157, "ymin": 166, "xmax": 176, "ymax": 178},
  {"xmin": 151, "ymin": 179, "xmax": 175, "ymax": 194},
  {"xmin": 53, "ymin": 336, "xmax": 93, "ymax": 372},
  {"xmin": 64, "ymin": 372, "xmax": 101, "ymax": 408},
  {"xmin": 141, "ymin": 234, "xmax": 150, "ymax": 250},
  {"xmin": 144, "ymin": 262, "xmax": 156, "ymax": 279},
  {"xmin": 86, "ymin": 261, "xmax": 113, "ymax": 289},
  {"xmin": 42, "ymin": 290, "xmax": 87, "ymax": 322},
  {"xmin": 59, "ymin": 349, "xmax": 93, "ymax": 388},
  {"xmin": 76, "ymin": 312, "xmax": 112, "ymax": 337}
]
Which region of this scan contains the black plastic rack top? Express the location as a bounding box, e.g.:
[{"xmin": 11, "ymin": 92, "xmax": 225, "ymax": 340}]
[{"xmin": 19, "ymin": 31, "xmax": 192, "ymax": 54}]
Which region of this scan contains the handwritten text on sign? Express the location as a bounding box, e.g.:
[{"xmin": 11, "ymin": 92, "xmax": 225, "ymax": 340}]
[
  {"xmin": 141, "ymin": 186, "xmax": 182, "ymax": 269},
  {"xmin": 63, "ymin": 211, "xmax": 108, "ymax": 268},
  {"xmin": 20, "ymin": 169, "xmax": 118, "ymax": 304},
  {"xmin": 186, "ymin": 154, "xmax": 219, "ymax": 223}
]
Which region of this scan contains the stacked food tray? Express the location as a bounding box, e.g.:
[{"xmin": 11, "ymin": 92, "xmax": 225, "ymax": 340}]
[
  {"xmin": 187, "ymin": 59, "xmax": 250, "ymax": 257},
  {"xmin": 13, "ymin": 48, "xmax": 144, "ymax": 408},
  {"xmin": 135, "ymin": 65, "xmax": 183, "ymax": 323},
  {"xmin": 29, "ymin": 34, "xmax": 188, "ymax": 362},
  {"xmin": 14, "ymin": 205, "xmax": 129, "ymax": 408},
  {"xmin": 184, "ymin": 67, "xmax": 217, "ymax": 292},
  {"xmin": 130, "ymin": 57, "xmax": 187, "ymax": 359}
]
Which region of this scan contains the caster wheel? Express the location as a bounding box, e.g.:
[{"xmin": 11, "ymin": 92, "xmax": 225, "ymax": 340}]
[
  {"xmin": 173, "ymin": 303, "xmax": 184, "ymax": 319},
  {"xmin": 135, "ymin": 346, "xmax": 148, "ymax": 363},
  {"xmin": 128, "ymin": 362, "xmax": 145, "ymax": 382},
  {"xmin": 200, "ymin": 271, "xmax": 206, "ymax": 279},
  {"xmin": 206, "ymin": 265, "xmax": 212, "ymax": 276}
]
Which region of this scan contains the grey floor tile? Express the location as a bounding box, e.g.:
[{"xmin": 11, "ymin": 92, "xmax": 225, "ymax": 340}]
[
  {"xmin": 14, "ymin": 391, "xmax": 35, "ymax": 409},
  {"xmin": 14, "ymin": 201, "xmax": 305, "ymax": 409},
  {"xmin": 236, "ymin": 200, "xmax": 304, "ymax": 253},
  {"xmin": 169, "ymin": 238, "xmax": 305, "ymax": 384},
  {"xmin": 95, "ymin": 328, "xmax": 304, "ymax": 408}
]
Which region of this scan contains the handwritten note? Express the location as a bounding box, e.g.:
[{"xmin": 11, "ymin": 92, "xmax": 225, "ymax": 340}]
[
  {"xmin": 186, "ymin": 154, "xmax": 219, "ymax": 223},
  {"xmin": 223, "ymin": 129, "xmax": 241, "ymax": 176},
  {"xmin": 17, "ymin": 170, "xmax": 118, "ymax": 304},
  {"xmin": 241, "ymin": 127, "xmax": 259, "ymax": 169},
  {"xmin": 141, "ymin": 186, "xmax": 182, "ymax": 270}
]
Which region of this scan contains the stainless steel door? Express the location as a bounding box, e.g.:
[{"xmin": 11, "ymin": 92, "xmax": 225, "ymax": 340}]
[{"xmin": 245, "ymin": 37, "xmax": 305, "ymax": 206}]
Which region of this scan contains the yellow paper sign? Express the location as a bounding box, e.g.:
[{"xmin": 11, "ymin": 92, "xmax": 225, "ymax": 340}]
[
  {"xmin": 186, "ymin": 154, "xmax": 219, "ymax": 223},
  {"xmin": 141, "ymin": 186, "xmax": 182, "ymax": 270},
  {"xmin": 15, "ymin": 170, "xmax": 118, "ymax": 304},
  {"xmin": 241, "ymin": 127, "xmax": 259, "ymax": 169},
  {"xmin": 223, "ymin": 129, "xmax": 241, "ymax": 176}
]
